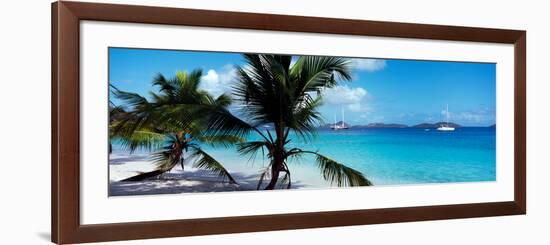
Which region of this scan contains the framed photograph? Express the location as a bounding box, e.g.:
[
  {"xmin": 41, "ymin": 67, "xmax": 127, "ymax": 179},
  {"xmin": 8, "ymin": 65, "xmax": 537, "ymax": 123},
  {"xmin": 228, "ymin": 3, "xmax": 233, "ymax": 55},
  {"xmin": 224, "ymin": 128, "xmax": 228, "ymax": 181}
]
[{"xmin": 52, "ymin": 1, "xmax": 526, "ymax": 244}]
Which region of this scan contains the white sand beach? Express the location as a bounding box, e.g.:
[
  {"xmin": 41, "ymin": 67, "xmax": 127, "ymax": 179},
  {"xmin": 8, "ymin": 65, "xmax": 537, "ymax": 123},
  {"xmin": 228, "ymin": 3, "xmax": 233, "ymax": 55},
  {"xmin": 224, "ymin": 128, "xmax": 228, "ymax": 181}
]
[{"xmin": 109, "ymin": 152, "xmax": 325, "ymax": 196}]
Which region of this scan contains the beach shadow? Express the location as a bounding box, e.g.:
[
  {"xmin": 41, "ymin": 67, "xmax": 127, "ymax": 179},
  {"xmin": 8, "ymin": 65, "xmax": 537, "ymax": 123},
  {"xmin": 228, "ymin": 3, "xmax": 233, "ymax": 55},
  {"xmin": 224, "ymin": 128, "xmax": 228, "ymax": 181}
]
[
  {"xmin": 108, "ymin": 154, "xmax": 151, "ymax": 165},
  {"xmin": 109, "ymin": 169, "xmax": 307, "ymax": 196}
]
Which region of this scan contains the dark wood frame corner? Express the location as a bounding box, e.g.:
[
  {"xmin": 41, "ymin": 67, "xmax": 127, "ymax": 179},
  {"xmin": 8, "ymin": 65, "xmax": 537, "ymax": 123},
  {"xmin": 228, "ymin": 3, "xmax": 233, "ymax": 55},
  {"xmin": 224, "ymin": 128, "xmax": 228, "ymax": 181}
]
[{"xmin": 52, "ymin": 1, "xmax": 526, "ymax": 244}]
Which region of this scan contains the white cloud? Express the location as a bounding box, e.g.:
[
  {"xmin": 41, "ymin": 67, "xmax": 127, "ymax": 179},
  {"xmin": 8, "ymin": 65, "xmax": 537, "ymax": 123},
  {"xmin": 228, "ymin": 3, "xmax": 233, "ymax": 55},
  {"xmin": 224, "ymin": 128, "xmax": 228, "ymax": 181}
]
[
  {"xmin": 456, "ymin": 110, "xmax": 495, "ymax": 123},
  {"xmin": 438, "ymin": 107, "xmax": 495, "ymax": 125},
  {"xmin": 322, "ymin": 85, "xmax": 367, "ymax": 105},
  {"xmin": 322, "ymin": 85, "xmax": 371, "ymax": 113},
  {"xmin": 458, "ymin": 112, "xmax": 484, "ymax": 123},
  {"xmin": 352, "ymin": 59, "xmax": 386, "ymax": 72},
  {"xmin": 200, "ymin": 65, "xmax": 236, "ymax": 97},
  {"xmin": 347, "ymin": 103, "xmax": 363, "ymax": 112},
  {"xmin": 201, "ymin": 70, "xmax": 219, "ymax": 88}
]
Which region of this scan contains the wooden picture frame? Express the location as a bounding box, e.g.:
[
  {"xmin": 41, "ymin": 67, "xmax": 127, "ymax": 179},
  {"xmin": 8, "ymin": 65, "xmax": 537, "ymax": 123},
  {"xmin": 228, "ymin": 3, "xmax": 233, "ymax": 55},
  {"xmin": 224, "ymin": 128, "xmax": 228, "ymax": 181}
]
[{"xmin": 52, "ymin": 1, "xmax": 526, "ymax": 244}]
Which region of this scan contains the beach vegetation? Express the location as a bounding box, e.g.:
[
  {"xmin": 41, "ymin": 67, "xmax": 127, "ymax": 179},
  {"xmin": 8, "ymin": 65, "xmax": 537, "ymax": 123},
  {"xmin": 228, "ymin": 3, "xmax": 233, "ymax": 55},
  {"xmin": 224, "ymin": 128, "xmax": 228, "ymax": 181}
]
[
  {"xmin": 111, "ymin": 70, "xmax": 242, "ymax": 183},
  {"xmin": 174, "ymin": 54, "xmax": 373, "ymax": 189}
]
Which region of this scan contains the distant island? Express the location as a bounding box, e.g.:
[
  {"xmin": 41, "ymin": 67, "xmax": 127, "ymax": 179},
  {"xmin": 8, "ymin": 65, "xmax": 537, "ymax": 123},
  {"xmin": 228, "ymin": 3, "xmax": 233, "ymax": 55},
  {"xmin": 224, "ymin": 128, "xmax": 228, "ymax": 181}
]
[
  {"xmin": 317, "ymin": 121, "xmax": 487, "ymax": 129},
  {"xmin": 319, "ymin": 121, "xmax": 351, "ymax": 129},
  {"xmin": 352, "ymin": 123, "xmax": 408, "ymax": 129},
  {"xmin": 411, "ymin": 122, "xmax": 462, "ymax": 128}
]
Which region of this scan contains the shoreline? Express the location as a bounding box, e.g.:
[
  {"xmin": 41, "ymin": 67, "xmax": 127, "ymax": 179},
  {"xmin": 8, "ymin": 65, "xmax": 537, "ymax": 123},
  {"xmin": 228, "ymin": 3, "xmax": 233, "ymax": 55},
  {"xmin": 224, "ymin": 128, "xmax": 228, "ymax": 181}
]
[
  {"xmin": 108, "ymin": 151, "xmax": 498, "ymax": 196},
  {"xmin": 109, "ymin": 152, "xmax": 318, "ymax": 196},
  {"xmin": 109, "ymin": 125, "xmax": 497, "ymax": 196},
  {"xmin": 108, "ymin": 150, "xmax": 497, "ymax": 196}
]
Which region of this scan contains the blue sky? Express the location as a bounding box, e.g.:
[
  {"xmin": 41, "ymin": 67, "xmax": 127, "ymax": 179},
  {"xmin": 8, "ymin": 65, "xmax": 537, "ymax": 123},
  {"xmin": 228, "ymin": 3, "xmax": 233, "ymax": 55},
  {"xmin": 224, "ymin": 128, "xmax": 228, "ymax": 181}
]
[{"xmin": 109, "ymin": 47, "xmax": 496, "ymax": 126}]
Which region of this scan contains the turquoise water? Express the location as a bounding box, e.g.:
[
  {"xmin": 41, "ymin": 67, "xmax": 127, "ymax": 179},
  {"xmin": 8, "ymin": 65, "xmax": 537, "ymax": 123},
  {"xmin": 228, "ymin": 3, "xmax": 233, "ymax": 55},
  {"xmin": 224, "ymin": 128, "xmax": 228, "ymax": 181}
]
[{"xmin": 112, "ymin": 127, "xmax": 496, "ymax": 186}]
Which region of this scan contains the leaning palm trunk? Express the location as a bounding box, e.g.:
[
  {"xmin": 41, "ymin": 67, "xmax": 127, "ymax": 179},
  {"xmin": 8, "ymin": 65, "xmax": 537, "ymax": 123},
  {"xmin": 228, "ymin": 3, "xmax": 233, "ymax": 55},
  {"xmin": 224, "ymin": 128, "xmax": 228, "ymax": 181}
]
[
  {"xmin": 122, "ymin": 136, "xmax": 185, "ymax": 181},
  {"xmin": 112, "ymin": 70, "xmax": 243, "ymax": 185},
  {"xmin": 117, "ymin": 130, "xmax": 240, "ymax": 184},
  {"xmin": 122, "ymin": 169, "xmax": 170, "ymax": 181}
]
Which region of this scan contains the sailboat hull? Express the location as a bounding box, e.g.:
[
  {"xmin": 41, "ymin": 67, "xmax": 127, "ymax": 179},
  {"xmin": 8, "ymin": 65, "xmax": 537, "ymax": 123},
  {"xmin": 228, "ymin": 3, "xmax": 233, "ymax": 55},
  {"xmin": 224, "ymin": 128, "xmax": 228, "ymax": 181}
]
[
  {"xmin": 331, "ymin": 108, "xmax": 349, "ymax": 130},
  {"xmin": 437, "ymin": 104, "xmax": 455, "ymax": 131}
]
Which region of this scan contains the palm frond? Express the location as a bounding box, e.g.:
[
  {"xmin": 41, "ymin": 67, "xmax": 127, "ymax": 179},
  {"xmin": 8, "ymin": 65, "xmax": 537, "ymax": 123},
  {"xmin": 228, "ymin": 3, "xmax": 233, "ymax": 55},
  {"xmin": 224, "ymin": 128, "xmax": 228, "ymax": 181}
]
[
  {"xmin": 112, "ymin": 88, "xmax": 151, "ymax": 109},
  {"xmin": 116, "ymin": 130, "xmax": 166, "ymax": 153},
  {"xmin": 291, "ymin": 56, "xmax": 352, "ymax": 94},
  {"xmin": 237, "ymin": 141, "xmax": 270, "ymax": 156},
  {"xmin": 233, "ymin": 54, "xmax": 283, "ymax": 126},
  {"xmin": 149, "ymin": 135, "xmax": 182, "ymax": 170},
  {"xmin": 174, "ymin": 70, "xmax": 207, "ymax": 103},
  {"xmin": 197, "ymin": 105, "xmax": 255, "ymax": 138},
  {"xmin": 256, "ymin": 166, "xmax": 271, "ymax": 190},
  {"xmin": 289, "ymin": 150, "xmax": 372, "ymax": 187},
  {"xmin": 279, "ymin": 173, "xmax": 291, "ymax": 189},
  {"xmin": 109, "ymin": 105, "xmax": 126, "ymax": 117},
  {"xmin": 150, "ymin": 147, "xmax": 173, "ymax": 170},
  {"xmin": 189, "ymin": 146, "xmax": 238, "ymax": 184},
  {"xmin": 197, "ymin": 135, "xmax": 245, "ymax": 148},
  {"xmin": 237, "ymin": 140, "xmax": 271, "ymax": 164},
  {"xmin": 290, "ymin": 95, "xmax": 324, "ymax": 141},
  {"xmin": 233, "ymin": 54, "xmax": 350, "ymax": 141},
  {"xmin": 314, "ymin": 152, "xmax": 372, "ymax": 186},
  {"xmin": 152, "ymin": 73, "xmax": 177, "ymax": 96},
  {"xmin": 149, "ymin": 102, "xmax": 255, "ymax": 139},
  {"xmin": 214, "ymin": 93, "xmax": 233, "ymax": 107},
  {"xmin": 111, "ymin": 88, "xmax": 163, "ymax": 136}
]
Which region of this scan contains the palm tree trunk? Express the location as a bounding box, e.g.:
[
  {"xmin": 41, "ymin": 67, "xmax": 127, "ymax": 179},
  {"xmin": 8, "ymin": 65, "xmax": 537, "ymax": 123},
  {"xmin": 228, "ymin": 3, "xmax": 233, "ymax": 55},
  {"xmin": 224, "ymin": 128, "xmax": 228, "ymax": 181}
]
[
  {"xmin": 265, "ymin": 124, "xmax": 284, "ymax": 190},
  {"xmin": 264, "ymin": 161, "xmax": 281, "ymax": 190},
  {"xmin": 122, "ymin": 134, "xmax": 185, "ymax": 181},
  {"xmin": 121, "ymin": 169, "xmax": 170, "ymax": 181}
]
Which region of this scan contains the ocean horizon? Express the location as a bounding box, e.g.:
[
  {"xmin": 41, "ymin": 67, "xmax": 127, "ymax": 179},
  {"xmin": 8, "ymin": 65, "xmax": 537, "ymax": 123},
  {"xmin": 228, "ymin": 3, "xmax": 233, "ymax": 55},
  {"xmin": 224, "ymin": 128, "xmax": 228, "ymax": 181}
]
[{"xmin": 110, "ymin": 127, "xmax": 496, "ymax": 188}]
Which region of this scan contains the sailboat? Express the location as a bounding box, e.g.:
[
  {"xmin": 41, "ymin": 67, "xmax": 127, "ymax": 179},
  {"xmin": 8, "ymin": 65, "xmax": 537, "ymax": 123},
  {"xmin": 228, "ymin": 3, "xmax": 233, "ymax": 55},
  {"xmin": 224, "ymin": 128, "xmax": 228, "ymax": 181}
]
[
  {"xmin": 331, "ymin": 108, "xmax": 349, "ymax": 130},
  {"xmin": 437, "ymin": 104, "xmax": 455, "ymax": 131}
]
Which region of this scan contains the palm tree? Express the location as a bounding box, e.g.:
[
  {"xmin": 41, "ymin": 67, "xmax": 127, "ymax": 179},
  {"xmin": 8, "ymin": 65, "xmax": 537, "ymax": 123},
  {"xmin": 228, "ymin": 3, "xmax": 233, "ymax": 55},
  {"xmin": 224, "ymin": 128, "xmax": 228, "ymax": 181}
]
[
  {"xmin": 184, "ymin": 54, "xmax": 373, "ymax": 190},
  {"xmin": 234, "ymin": 54, "xmax": 372, "ymax": 189},
  {"xmin": 108, "ymin": 85, "xmax": 127, "ymax": 154},
  {"xmin": 111, "ymin": 70, "xmax": 242, "ymax": 183}
]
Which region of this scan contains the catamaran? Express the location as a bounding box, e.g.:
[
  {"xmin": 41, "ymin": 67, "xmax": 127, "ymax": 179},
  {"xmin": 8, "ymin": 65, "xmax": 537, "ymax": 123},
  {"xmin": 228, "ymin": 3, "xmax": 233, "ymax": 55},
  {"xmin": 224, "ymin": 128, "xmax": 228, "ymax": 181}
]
[
  {"xmin": 437, "ymin": 104, "xmax": 455, "ymax": 131},
  {"xmin": 331, "ymin": 108, "xmax": 349, "ymax": 130}
]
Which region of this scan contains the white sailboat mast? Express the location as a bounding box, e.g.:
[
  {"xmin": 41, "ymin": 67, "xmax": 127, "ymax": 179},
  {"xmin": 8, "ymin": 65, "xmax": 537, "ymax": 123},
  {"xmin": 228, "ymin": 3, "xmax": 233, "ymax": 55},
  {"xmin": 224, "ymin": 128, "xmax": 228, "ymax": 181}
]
[
  {"xmin": 342, "ymin": 108, "xmax": 345, "ymax": 127},
  {"xmin": 437, "ymin": 104, "xmax": 455, "ymax": 131},
  {"xmin": 446, "ymin": 104, "xmax": 449, "ymax": 126}
]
